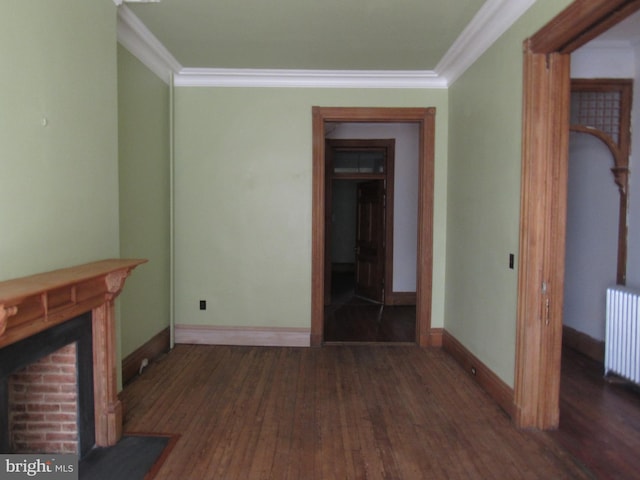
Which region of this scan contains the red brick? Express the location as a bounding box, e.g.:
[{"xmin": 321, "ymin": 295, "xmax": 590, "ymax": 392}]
[
  {"xmin": 27, "ymin": 384, "xmax": 60, "ymax": 394},
  {"xmin": 27, "ymin": 403, "xmax": 60, "ymax": 413},
  {"xmin": 44, "ymin": 393, "xmax": 76, "ymax": 403},
  {"xmin": 10, "ymin": 384, "xmax": 26, "ymax": 393},
  {"xmin": 60, "ymin": 365, "xmax": 76, "ymax": 374},
  {"xmin": 11, "ymin": 413, "xmax": 45, "ymax": 423},
  {"xmin": 23, "ymin": 442, "xmax": 62, "ymax": 453},
  {"xmin": 44, "ymin": 413, "xmax": 76, "ymax": 423},
  {"xmin": 11, "ymin": 373, "xmax": 43, "ymax": 384},
  {"xmin": 42, "ymin": 374, "xmax": 76, "ymax": 384},
  {"xmin": 57, "ymin": 344, "xmax": 76, "ymax": 354},
  {"xmin": 8, "ymin": 345, "xmax": 80, "ymax": 455},
  {"xmin": 45, "ymin": 432, "xmax": 77, "ymax": 442},
  {"xmin": 59, "ymin": 404, "xmax": 77, "ymax": 413},
  {"xmin": 59, "ymin": 384, "xmax": 76, "ymax": 394},
  {"xmin": 51, "ymin": 351, "xmax": 75, "ymax": 361},
  {"xmin": 10, "ymin": 403, "xmax": 26, "ymax": 413},
  {"xmin": 13, "ymin": 432, "xmax": 45, "ymax": 442},
  {"xmin": 9, "ymin": 393, "xmax": 29, "ymax": 404},
  {"xmin": 27, "ymin": 422, "xmax": 61, "ymax": 432},
  {"xmin": 61, "ymin": 442, "xmax": 78, "ymax": 454},
  {"xmin": 61, "ymin": 423, "xmax": 77, "ymax": 432},
  {"xmin": 26, "ymin": 364, "xmax": 62, "ymax": 374}
]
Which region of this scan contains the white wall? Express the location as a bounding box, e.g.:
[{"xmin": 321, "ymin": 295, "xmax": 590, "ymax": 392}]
[
  {"xmin": 567, "ymin": 41, "xmax": 639, "ymax": 340},
  {"xmin": 326, "ymin": 123, "xmax": 419, "ymax": 292},
  {"xmin": 564, "ymin": 133, "xmax": 619, "ymax": 340},
  {"xmin": 627, "ymin": 40, "xmax": 640, "ymax": 288}
]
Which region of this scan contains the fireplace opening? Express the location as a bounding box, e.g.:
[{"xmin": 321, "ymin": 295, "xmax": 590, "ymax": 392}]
[{"xmin": 0, "ymin": 312, "xmax": 95, "ymax": 458}]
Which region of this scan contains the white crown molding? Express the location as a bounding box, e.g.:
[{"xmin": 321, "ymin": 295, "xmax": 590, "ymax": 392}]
[
  {"xmin": 436, "ymin": 0, "xmax": 537, "ymax": 85},
  {"xmin": 117, "ymin": 5, "xmax": 182, "ymax": 84},
  {"xmin": 118, "ymin": 0, "xmax": 534, "ymax": 88},
  {"xmin": 173, "ymin": 68, "xmax": 447, "ymax": 89}
]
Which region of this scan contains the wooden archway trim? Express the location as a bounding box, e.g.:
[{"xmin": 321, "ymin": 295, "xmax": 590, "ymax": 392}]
[
  {"xmin": 569, "ymin": 78, "xmax": 633, "ymax": 284},
  {"xmin": 311, "ymin": 107, "xmax": 436, "ymax": 347},
  {"xmin": 568, "ymin": 125, "xmax": 629, "ymax": 287},
  {"xmin": 569, "ymin": 126, "xmax": 625, "ymax": 172},
  {"xmin": 515, "ymin": 0, "xmax": 640, "ymax": 429}
]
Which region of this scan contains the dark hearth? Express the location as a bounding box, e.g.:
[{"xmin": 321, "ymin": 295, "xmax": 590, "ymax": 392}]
[{"xmin": 0, "ymin": 313, "xmax": 95, "ymax": 458}]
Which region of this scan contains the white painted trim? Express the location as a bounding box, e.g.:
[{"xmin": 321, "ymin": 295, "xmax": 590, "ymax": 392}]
[
  {"xmin": 436, "ymin": 0, "xmax": 537, "ymax": 85},
  {"xmin": 174, "ymin": 325, "xmax": 311, "ymax": 347},
  {"xmin": 117, "ymin": 0, "xmax": 534, "ymax": 88},
  {"xmin": 174, "ymin": 68, "xmax": 446, "ymax": 89},
  {"xmin": 117, "ymin": 5, "xmax": 182, "ymax": 85}
]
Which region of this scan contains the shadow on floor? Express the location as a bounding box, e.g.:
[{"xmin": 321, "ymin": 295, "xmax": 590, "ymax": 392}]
[
  {"xmin": 547, "ymin": 347, "xmax": 640, "ymax": 480},
  {"xmin": 324, "ymin": 270, "xmax": 415, "ymax": 343}
]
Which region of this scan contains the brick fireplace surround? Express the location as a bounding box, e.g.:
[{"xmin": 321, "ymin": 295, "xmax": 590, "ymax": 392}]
[{"xmin": 0, "ymin": 259, "xmax": 146, "ymax": 453}]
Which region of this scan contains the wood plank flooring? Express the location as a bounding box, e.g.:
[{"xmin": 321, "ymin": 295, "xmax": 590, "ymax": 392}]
[
  {"xmin": 549, "ymin": 347, "xmax": 640, "ymax": 480},
  {"xmin": 324, "ymin": 300, "xmax": 416, "ymax": 343},
  {"xmin": 324, "ymin": 269, "xmax": 416, "ymax": 343},
  {"xmin": 121, "ymin": 345, "xmax": 592, "ymax": 479}
]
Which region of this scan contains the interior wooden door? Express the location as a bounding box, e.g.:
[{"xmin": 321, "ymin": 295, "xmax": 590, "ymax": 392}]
[{"xmin": 355, "ymin": 180, "xmax": 385, "ymax": 303}]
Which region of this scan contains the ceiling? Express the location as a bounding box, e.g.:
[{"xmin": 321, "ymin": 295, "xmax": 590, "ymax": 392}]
[{"xmin": 126, "ymin": 0, "xmax": 487, "ymax": 71}]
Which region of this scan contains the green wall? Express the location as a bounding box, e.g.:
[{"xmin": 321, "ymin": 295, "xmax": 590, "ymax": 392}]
[
  {"xmin": 174, "ymin": 88, "xmax": 448, "ymax": 331},
  {"xmin": 0, "ymin": 0, "xmax": 120, "ymax": 281},
  {"xmin": 446, "ymin": 0, "xmax": 573, "ymax": 386},
  {"xmin": 117, "ymin": 45, "xmax": 171, "ymax": 358}
]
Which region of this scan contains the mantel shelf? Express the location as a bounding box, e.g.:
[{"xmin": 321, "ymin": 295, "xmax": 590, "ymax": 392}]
[
  {"xmin": 0, "ymin": 259, "xmax": 147, "ymax": 305},
  {"xmin": 0, "ymin": 258, "xmax": 147, "ymax": 447}
]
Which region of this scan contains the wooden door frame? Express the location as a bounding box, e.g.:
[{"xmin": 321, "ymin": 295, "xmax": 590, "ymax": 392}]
[
  {"xmin": 515, "ymin": 0, "xmax": 640, "ymax": 429},
  {"xmin": 311, "ymin": 107, "xmax": 435, "ymax": 347},
  {"xmin": 324, "ymin": 139, "xmax": 396, "ymax": 306}
]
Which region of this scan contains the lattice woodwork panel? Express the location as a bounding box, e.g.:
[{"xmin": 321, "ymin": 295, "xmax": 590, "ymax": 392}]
[{"xmin": 570, "ymin": 90, "xmax": 622, "ymax": 144}]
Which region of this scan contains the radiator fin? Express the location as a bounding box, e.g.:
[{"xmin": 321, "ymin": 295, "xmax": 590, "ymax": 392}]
[{"xmin": 605, "ymin": 286, "xmax": 640, "ymax": 385}]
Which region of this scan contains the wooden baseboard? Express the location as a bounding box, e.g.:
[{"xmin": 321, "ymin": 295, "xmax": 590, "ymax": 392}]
[
  {"xmin": 442, "ymin": 330, "xmax": 514, "ymax": 418},
  {"xmin": 174, "ymin": 325, "xmax": 311, "ymax": 347},
  {"xmin": 122, "ymin": 327, "xmax": 170, "ymax": 385},
  {"xmin": 429, "ymin": 328, "xmax": 443, "ymax": 347},
  {"xmin": 386, "ymin": 292, "xmax": 417, "ymax": 306},
  {"xmin": 562, "ymin": 325, "xmax": 604, "ymax": 363}
]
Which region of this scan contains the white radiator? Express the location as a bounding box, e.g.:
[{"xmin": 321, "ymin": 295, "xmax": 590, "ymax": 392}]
[{"xmin": 605, "ymin": 286, "xmax": 640, "ymax": 384}]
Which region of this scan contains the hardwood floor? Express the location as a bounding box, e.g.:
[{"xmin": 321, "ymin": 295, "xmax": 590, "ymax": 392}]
[
  {"xmin": 324, "ymin": 269, "xmax": 416, "ymax": 343},
  {"xmin": 122, "ymin": 345, "xmax": 592, "ymax": 479},
  {"xmin": 548, "ymin": 347, "xmax": 640, "ymax": 480},
  {"xmin": 324, "ymin": 299, "xmax": 416, "ymax": 343}
]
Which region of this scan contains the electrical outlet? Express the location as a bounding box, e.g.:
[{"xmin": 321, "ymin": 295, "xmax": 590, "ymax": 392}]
[{"xmin": 199, "ymin": 300, "xmax": 207, "ymax": 310}]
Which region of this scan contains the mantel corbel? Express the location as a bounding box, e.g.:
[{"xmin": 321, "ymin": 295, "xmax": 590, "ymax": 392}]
[
  {"xmin": 105, "ymin": 269, "xmax": 132, "ymax": 301},
  {"xmin": 0, "ymin": 304, "xmax": 18, "ymax": 337}
]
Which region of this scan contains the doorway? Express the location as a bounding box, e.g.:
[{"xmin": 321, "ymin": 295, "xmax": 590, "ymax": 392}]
[
  {"xmin": 515, "ymin": 0, "xmax": 640, "ymax": 429},
  {"xmin": 323, "ymin": 138, "xmax": 416, "ymax": 342},
  {"xmin": 311, "ymin": 107, "xmax": 436, "ymax": 347},
  {"xmin": 324, "ymin": 139, "xmax": 395, "ymax": 307},
  {"xmin": 563, "ymin": 79, "xmax": 633, "ymax": 358}
]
